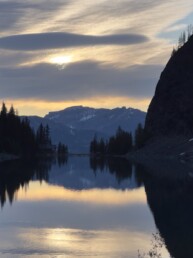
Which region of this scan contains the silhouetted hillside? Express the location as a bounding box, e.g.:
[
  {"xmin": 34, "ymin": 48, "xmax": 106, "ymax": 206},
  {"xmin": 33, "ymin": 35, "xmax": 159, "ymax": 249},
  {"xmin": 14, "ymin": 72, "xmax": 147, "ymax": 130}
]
[{"xmin": 145, "ymin": 35, "xmax": 193, "ymax": 136}]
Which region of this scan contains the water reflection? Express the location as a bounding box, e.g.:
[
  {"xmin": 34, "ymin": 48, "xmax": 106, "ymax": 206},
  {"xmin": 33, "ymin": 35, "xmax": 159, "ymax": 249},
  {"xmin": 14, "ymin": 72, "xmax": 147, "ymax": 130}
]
[
  {"xmin": 143, "ymin": 172, "xmax": 193, "ymax": 258},
  {"xmin": 90, "ymin": 157, "xmax": 144, "ymax": 186},
  {"xmin": 0, "ymin": 156, "xmax": 153, "ymax": 258},
  {"xmin": 91, "ymin": 158, "xmax": 193, "ymax": 258},
  {"xmin": 0, "ymin": 156, "xmax": 143, "ymax": 208},
  {"xmin": 0, "ymin": 156, "xmax": 68, "ymax": 207},
  {"xmin": 1, "ymin": 156, "xmax": 193, "ymax": 257}
]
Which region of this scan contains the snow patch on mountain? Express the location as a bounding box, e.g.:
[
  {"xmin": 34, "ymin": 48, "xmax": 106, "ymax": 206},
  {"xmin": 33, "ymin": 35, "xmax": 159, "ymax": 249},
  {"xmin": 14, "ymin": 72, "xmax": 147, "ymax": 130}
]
[
  {"xmin": 80, "ymin": 114, "xmax": 96, "ymax": 122},
  {"xmin": 49, "ymin": 114, "xmax": 60, "ymax": 120},
  {"xmin": 27, "ymin": 106, "xmax": 146, "ymax": 153}
]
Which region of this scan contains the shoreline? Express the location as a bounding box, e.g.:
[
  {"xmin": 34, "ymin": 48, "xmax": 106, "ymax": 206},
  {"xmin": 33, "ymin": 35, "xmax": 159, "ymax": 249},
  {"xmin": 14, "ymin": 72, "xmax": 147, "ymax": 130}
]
[{"xmin": 0, "ymin": 153, "xmax": 20, "ymax": 163}]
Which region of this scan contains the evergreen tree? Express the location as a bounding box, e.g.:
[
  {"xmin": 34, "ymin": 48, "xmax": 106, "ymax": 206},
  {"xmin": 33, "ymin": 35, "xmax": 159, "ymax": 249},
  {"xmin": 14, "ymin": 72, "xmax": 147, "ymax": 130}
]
[
  {"xmin": 107, "ymin": 136, "xmax": 116, "ymax": 155},
  {"xmin": 107, "ymin": 127, "xmax": 133, "ymax": 155},
  {"xmin": 20, "ymin": 118, "xmax": 36, "ymax": 157},
  {"xmin": 134, "ymin": 123, "xmax": 147, "ymax": 149},
  {"xmin": 0, "ymin": 102, "xmax": 7, "ymax": 118},
  {"xmin": 174, "ymin": 25, "xmax": 193, "ymax": 53},
  {"xmin": 0, "ymin": 103, "xmax": 37, "ymax": 156},
  {"xmin": 99, "ymin": 138, "xmax": 106, "ymax": 154},
  {"xmin": 89, "ymin": 127, "xmax": 133, "ymax": 156},
  {"xmin": 90, "ymin": 135, "xmax": 98, "ymax": 154},
  {"xmin": 45, "ymin": 125, "xmax": 51, "ymax": 144},
  {"xmin": 0, "ymin": 103, "xmax": 69, "ymax": 158},
  {"xmin": 36, "ymin": 124, "xmax": 54, "ymax": 154},
  {"xmin": 8, "ymin": 105, "xmax": 15, "ymax": 116},
  {"xmin": 171, "ymin": 48, "xmax": 177, "ymax": 56},
  {"xmin": 187, "ymin": 24, "xmax": 193, "ymax": 40},
  {"xmin": 57, "ymin": 142, "xmax": 68, "ymax": 155}
]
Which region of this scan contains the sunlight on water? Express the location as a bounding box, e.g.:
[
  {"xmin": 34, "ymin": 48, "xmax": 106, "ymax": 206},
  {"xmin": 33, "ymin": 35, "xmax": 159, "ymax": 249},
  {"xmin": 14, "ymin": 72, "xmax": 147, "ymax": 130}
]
[
  {"xmin": 0, "ymin": 227, "xmax": 157, "ymax": 258},
  {"xmin": 0, "ymin": 157, "xmax": 172, "ymax": 257},
  {"xmin": 17, "ymin": 181, "xmax": 147, "ymax": 205}
]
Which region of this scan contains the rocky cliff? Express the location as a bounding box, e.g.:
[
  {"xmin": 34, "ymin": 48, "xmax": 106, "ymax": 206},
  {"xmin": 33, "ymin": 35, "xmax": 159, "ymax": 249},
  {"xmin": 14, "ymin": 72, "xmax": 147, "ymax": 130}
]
[{"xmin": 145, "ymin": 35, "xmax": 193, "ymax": 136}]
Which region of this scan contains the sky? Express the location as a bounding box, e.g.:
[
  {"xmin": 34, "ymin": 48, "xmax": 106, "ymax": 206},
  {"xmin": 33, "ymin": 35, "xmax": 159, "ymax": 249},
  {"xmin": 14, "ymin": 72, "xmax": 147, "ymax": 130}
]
[{"xmin": 0, "ymin": 0, "xmax": 193, "ymax": 116}]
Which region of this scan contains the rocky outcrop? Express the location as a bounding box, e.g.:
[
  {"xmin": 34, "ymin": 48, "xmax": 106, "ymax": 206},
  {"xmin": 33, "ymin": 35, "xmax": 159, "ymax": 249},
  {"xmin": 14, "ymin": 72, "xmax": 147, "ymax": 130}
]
[{"xmin": 145, "ymin": 35, "xmax": 193, "ymax": 136}]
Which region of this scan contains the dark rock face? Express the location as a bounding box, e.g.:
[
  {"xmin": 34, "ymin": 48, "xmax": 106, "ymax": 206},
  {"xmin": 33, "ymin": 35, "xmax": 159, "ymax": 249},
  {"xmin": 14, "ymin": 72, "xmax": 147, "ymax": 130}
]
[{"xmin": 145, "ymin": 35, "xmax": 193, "ymax": 136}]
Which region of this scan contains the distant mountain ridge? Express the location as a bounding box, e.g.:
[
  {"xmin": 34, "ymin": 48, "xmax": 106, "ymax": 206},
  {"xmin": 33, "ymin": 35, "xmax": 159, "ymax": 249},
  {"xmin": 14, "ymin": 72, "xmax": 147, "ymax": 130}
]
[{"xmin": 26, "ymin": 106, "xmax": 146, "ymax": 153}]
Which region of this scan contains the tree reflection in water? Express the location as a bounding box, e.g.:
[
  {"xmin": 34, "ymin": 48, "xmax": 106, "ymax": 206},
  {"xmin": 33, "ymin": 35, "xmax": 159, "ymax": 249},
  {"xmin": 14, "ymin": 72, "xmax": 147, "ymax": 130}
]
[
  {"xmin": 0, "ymin": 155, "xmax": 68, "ymax": 208},
  {"xmin": 0, "ymin": 156, "xmax": 142, "ymax": 207},
  {"xmin": 1, "ymin": 156, "xmax": 193, "ymax": 258},
  {"xmin": 89, "ymin": 156, "xmax": 144, "ymax": 186},
  {"xmin": 90, "ymin": 158, "xmax": 193, "ymax": 258}
]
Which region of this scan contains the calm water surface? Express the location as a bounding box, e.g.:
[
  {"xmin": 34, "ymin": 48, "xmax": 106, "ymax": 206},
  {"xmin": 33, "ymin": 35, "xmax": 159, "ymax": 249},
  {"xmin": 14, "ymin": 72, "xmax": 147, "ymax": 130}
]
[{"xmin": 0, "ymin": 156, "xmax": 192, "ymax": 258}]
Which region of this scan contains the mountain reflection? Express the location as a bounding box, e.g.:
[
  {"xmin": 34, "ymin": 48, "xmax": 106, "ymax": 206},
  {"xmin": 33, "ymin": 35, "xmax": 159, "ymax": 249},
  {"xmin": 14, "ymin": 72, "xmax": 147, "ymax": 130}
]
[
  {"xmin": 2, "ymin": 156, "xmax": 193, "ymax": 258},
  {"xmin": 0, "ymin": 156, "xmax": 141, "ymax": 208}
]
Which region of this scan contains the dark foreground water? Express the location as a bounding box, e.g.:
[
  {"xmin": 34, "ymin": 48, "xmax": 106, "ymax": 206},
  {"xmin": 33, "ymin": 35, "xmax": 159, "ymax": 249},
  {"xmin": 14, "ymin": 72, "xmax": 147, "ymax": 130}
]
[{"xmin": 0, "ymin": 156, "xmax": 193, "ymax": 258}]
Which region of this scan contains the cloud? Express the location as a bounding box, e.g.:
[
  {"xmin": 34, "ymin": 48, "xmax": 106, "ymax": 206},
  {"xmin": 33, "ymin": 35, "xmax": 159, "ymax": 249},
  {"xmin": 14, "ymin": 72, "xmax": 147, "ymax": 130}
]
[
  {"xmin": 67, "ymin": 0, "xmax": 162, "ymax": 24},
  {"xmin": 0, "ymin": 0, "xmax": 69, "ymax": 34},
  {"xmin": 0, "ymin": 32, "xmax": 148, "ymax": 51},
  {"xmin": 0, "ymin": 0, "xmax": 192, "ymax": 116},
  {"xmin": 165, "ymin": 24, "xmax": 187, "ymax": 32},
  {"xmin": 0, "ymin": 61, "xmax": 162, "ymax": 101}
]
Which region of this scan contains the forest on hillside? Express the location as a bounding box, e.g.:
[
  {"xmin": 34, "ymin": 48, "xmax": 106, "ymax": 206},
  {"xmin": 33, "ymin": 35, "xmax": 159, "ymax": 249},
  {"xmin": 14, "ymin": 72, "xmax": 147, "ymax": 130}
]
[
  {"xmin": 0, "ymin": 103, "xmax": 68, "ymax": 158},
  {"xmin": 90, "ymin": 124, "xmax": 147, "ymax": 156}
]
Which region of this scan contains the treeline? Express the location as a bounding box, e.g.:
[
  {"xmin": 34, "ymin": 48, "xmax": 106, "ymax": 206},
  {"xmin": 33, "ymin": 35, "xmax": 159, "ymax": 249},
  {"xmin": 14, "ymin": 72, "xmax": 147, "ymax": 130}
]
[
  {"xmin": 0, "ymin": 103, "xmax": 68, "ymax": 158},
  {"xmin": 36, "ymin": 124, "xmax": 68, "ymax": 155},
  {"xmin": 0, "ymin": 103, "xmax": 36, "ymax": 157},
  {"xmin": 57, "ymin": 142, "xmax": 68, "ymax": 156},
  {"xmin": 90, "ymin": 123, "xmax": 147, "ymax": 156},
  {"xmin": 172, "ymin": 25, "xmax": 193, "ymax": 55}
]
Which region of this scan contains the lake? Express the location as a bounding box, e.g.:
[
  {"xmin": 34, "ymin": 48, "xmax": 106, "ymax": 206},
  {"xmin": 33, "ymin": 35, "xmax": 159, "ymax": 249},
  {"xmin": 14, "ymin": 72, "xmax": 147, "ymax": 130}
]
[{"xmin": 0, "ymin": 156, "xmax": 192, "ymax": 258}]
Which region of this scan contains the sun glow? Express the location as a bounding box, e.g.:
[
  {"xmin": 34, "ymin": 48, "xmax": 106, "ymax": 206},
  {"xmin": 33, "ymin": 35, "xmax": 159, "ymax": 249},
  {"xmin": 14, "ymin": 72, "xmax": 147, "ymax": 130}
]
[
  {"xmin": 4, "ymin": 96, "xmax": 150, "ymax": 116},
  {"xmin": 49, "ymin": 55, "xmax": 72, "ymax": 65}
]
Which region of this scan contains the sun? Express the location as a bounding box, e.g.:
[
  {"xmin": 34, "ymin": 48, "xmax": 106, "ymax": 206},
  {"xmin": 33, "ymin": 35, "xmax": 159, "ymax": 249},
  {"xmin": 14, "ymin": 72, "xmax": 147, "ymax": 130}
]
[{"xmin": 49, "ymin": 55, "xmax": 72, "ymax": 65}]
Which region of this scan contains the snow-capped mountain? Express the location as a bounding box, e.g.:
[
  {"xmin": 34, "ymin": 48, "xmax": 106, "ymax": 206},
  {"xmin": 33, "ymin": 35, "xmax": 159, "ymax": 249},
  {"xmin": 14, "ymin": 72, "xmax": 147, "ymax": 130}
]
[{"xmin": 26, "ymin": 106, "xmax": 146, "ymax": 153}]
